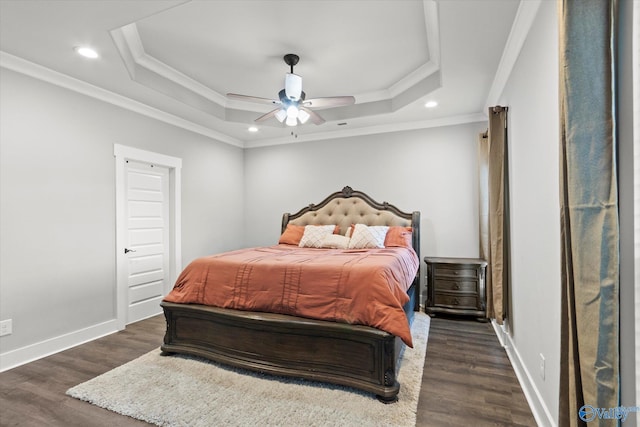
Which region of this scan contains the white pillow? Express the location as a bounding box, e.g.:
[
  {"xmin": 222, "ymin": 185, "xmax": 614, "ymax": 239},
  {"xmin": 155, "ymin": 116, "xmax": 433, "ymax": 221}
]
[
  {"xmin": 320, "ymin": 234, "xmax": 350, "ymax": 249},
  {"xmin": 345, "ymin": 226, "xmax": 352, "ymax": 238},
  {"xmin": 298, "ymin": 225, "xmax": 336, "ymax": 248},
  {"xmin": 348, "ymin": 224, "xmax": 389, "ymax": 249}
]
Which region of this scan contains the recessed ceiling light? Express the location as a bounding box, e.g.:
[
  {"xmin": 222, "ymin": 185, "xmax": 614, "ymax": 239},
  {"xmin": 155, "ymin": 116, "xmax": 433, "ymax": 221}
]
[
  {"xmin": 424, "ymin": 101, "xmax": 438, "ymax": 108},
  {"xmin": 75, "ymin": 46, "xmax": 99, "ymax": 59},
  {"xmin": 248, "ymin": 126, "xmax": 258, "ymax": 132}
]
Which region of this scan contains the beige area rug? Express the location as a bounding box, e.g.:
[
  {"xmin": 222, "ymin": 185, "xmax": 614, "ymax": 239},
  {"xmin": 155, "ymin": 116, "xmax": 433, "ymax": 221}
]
[{"xmin": 67, "ymin": 313, "xmax": 430, "ymax": 427}]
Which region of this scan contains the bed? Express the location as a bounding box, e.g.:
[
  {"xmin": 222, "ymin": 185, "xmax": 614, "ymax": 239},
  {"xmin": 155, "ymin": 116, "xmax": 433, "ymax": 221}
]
[{"xmin": 160, "ymin": 186, "xmax": 421, "ymax": 402}]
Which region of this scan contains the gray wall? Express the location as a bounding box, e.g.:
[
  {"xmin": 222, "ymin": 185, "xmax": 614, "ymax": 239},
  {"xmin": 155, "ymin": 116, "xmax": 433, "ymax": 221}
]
[
  {"xmin": 496, "ymin": 2, "xmax": 561, "ymax": 423},
  {"xmin": 0, "ymin": 68, "xmax": 244, "ymax": 356},
  {"xmin": 244, "ymin": 123, "xmax": 487, "ymax": 260},
  {"xmin": 618, "ymin": 0, "xmax": 637, "ymax": 415}
]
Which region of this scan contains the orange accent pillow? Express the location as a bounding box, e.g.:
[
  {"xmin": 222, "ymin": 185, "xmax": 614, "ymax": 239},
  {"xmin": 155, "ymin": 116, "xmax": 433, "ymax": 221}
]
[
  {"xmin": 279, "ymin": 224, "xmax": 305, "ymax": 245},
  {"xmin": 384, "ymin": 226, "xmax": 413, "ymax": 248},
  {"xmin": 279, "ymin": 224, "xmax": 341, "ymax": 245}
]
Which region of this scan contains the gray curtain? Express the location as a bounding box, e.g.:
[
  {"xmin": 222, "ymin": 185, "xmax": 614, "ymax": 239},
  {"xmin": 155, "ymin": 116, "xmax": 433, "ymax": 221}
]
[
  {"xmin": 558, "ymin": 0, "xmax": 620, "ymax": 425},
  {"xmin": 478, "ymin": 106, "xmax": 508, "ymax": 323}
]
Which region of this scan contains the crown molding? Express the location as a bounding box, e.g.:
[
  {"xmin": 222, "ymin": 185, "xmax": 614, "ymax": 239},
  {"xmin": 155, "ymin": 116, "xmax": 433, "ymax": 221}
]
[
  {"xmin": 112, "ymin": 23, "xmax": 228, "ymax": 107},
  {"xmin": 1, "ymin": 51, "xmax": 483, "ymax": 150},
  {"xmin": 385, "ymin": 0, "xmax": 440, "ymax": 99},
  {"xmin": 484, "ymin": 0, "xmax": 542, "ymax": 111},
  {"xmin": 1, "ymin": 50, "xmax": 490, "ymax": 150},
  {"xmin": 244, "ymin": 112, "xmax": 486, "ymax": 148},
  {"xmin": 0, "ymin": 51, "xmax": 243, "ymax": 147}
]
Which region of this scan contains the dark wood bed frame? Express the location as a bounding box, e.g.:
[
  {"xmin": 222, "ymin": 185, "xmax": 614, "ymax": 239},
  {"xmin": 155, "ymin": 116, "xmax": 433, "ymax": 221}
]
[{"xmin": 161, "ymin": 186, "xmax": 421, "ymax": 402}]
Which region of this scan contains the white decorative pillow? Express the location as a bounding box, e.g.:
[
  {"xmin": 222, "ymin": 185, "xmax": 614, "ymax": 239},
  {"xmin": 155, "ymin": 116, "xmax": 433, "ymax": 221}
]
[
  {"xmin": 345, "ymin": 226, "xmax": 352, "ymax": 238},
  {"xmin": 298, "ymin": 225, "xmax": 336, "ymax": 248},
  {"xmin": 348, "ymin": 224, "xmax": 389, "ymax": 249},
  {"xmin": 320, "ymin": 234, "xmax": 350, "ymax": 249}
]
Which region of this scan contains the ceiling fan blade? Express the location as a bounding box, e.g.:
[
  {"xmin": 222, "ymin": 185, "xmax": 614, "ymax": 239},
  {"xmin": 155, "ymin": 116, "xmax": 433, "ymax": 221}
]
[
  {"xmin": 303, "ymin": 96, "xmax": 355, "ymax": 109},
  {"xmin": 254, "ymin": 108, "xmax": 282, "ymax": 123},
  {"xmin": 227, "ymin": 93, "xmax": 280, "ymax": 105},
  {"xmin": 300, "ymin": 107, "xmax": 326, "ymax": 125}
]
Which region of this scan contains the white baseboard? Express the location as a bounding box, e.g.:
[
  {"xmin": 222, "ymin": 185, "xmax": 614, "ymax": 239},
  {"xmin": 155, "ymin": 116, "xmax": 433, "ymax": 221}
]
[
  {"xmin": 491, "ymin": 320, "xmax": 556, "ymax": 427},
  {"xmin": 0, "ymin": 319, "xmax": 120, "ymax": 372}
]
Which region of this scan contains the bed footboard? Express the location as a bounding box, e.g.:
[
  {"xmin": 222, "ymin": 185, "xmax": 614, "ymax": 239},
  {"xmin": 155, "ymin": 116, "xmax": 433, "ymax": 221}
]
[{"xmin": 160, "ymin": 301, "xmax": 403, "ymax": 402}]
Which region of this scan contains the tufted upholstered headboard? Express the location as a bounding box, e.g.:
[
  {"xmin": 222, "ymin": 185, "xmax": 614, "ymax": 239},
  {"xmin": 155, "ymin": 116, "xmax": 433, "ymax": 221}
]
[{"xmin": 281, "ymin": 186, "xmax": 420, "ymax": 260}]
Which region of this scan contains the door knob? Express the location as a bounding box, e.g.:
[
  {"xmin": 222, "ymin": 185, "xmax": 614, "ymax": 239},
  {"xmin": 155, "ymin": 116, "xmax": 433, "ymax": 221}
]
[{"xmin": 124, "ymin": 248, "xmax": 136, "ymax": 254}]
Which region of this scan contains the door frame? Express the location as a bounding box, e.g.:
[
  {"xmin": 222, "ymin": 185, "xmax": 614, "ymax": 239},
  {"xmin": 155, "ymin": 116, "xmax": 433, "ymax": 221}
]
[{"xmin": 114, "ymin": 144, "xmax": 182, "ymax": 330}]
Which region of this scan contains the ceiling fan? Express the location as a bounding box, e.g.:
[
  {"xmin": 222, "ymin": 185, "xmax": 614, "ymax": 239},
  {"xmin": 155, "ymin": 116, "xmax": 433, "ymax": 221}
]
[{"xmin": 227, "ymin": 54, "xmax": 355, "ymax": 126}]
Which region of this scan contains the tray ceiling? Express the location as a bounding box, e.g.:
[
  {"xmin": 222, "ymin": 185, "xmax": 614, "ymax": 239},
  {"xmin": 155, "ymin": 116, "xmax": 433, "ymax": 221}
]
[{"xmin": 0, "ymin": 0, "xmax": 522, "ymax": 147}]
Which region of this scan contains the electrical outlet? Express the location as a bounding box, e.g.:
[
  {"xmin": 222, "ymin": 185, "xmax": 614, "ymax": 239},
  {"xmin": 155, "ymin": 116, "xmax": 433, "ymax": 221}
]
[
  {"xmin": 539, "ymin": 353, "xmax": 545, "ymax": 380},
  {"xmin": 0, "ymin": 319, "xmax": 13, "ymax": 337}
]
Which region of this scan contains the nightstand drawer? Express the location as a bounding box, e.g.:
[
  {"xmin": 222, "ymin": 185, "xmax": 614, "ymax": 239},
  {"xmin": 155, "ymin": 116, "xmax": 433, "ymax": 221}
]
[
  {"xmin": 432, "ymin": 265, "xmax": 479, "ymax": 279},
  {"xmin": 432, "ymin": 278, "xmax": 477, "ymax": 293},
  {"xmin": 433, "ymin": 293, "xmax": 478, "ymax": 309}
]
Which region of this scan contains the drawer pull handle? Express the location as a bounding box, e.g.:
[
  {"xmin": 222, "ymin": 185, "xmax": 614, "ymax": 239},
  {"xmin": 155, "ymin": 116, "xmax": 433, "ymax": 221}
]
[
  {"xmin": 453, "ymin": 283, "xmax": 460, "ymax": 290},
  {"xmin": 453, "ymin": 271, "xmax": 460, "ymax": 275},
  {"xmin": 453, "ymin": 298, "xmax": 459, "ymax": 305}
]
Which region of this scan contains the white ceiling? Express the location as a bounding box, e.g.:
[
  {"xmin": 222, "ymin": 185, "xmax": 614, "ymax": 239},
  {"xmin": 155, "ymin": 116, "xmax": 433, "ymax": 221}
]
[{"xmin": 0, "ymin": 0, "xmax": 523, "ymax": 147}]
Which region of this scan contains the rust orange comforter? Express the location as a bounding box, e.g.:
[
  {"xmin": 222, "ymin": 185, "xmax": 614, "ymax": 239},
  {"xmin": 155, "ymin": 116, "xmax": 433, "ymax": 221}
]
[{"xmin": 164, "ymin": 244, "xmax": 420, "ymax": 346}]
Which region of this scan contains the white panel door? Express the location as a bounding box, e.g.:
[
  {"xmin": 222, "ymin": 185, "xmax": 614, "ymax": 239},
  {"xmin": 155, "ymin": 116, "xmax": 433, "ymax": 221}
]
[{"xmin": 125, "ymin": 160, "xmax": 170, "ymax": 324}]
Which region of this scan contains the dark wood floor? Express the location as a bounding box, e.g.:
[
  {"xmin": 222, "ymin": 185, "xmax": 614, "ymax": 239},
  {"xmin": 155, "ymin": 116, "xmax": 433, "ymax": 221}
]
[
  {"xmin": 417, "ymin": 316, "xmax": 536, "ymax": 426},
  {"xmin": 0, "ymin": 314, "xmax": 536, "ymax": 427}
]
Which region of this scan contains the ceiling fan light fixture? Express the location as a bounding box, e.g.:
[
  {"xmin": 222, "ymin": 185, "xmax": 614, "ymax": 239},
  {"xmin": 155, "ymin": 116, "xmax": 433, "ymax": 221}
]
[
  {"xmin": 286, "ymin": 105, "xmax": 299, "ymax": 118},
  {"xmin": 297, "ymin": 109, "xmax": 310, "ymax": 124},
  {"xmin": 285, "ymin": 73, "xmax": 302, "ymax": 100},
  {"xmin": 285, "ymin": 115, "xmax": 297, "ymax": 126},
  {"xmin": 230, "ymin": 53, "xmax": 353, "ymax": 127},
  {"xmin": 275, "ymin": 109, "xmax": 287, "ymax": 123}
]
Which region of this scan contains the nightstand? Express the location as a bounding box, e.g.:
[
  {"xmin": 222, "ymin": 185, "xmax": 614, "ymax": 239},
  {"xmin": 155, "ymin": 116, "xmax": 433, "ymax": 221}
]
[{"xmin": 424, "ymin": 257, "xmax": 488, "ymax": 321}]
